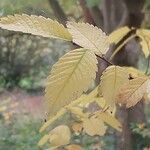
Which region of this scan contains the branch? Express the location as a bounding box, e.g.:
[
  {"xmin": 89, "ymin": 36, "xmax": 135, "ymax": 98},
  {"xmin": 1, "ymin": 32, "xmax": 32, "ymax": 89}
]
[
  {"xmin": 124, "ymin": 0, "xmax": 145, "ymax": 27},
  {"xmin": 90, "ymin": 6, "xmax": 104, "ymax": 28},
  {"xmin": 101, "ymin": 0, "xmax": 111, "ymax": 33},
  {"xmin": 117, "ymin": 1, "xmax": 129, "ymax": 27},
  {"xmin": 48, "ymin": 0, "xmax": 67, "ymax": 26},
  {"xmin": 79, "ymin": 0, "xmax": 95, "ymax": 25},
  {"xmin": 95, "ymin": 54, "xmax": 113, "ymax": 65}
]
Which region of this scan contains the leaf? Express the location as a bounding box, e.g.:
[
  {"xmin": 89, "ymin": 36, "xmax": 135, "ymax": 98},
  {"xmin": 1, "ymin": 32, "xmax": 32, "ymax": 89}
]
[
  {"xmin": 100, "ymin": 66, "xmax": 129, "ymax": 110},
  {"xmin": 67, "ymin": 107, "xmax": 88, "ymax": 119},
  {"xmin": 38, "ymin": 134, "xmax": 49, "ymax": 146},
  {"xmin": 67, "ymin": 22, "xmax": 109, "ymax": 55},
  {"xmin": 45, "ymin": 48, "xmax": 97, "ymax": 115},
  {"xmin": 49, "ymin": 125, "xmax": 71, "ymax": 147},
  {"xmin": 39, "ymin": 108, "xmax": 66, "ymax": 133},
  {"xmin": 71, "ymin": 122, "xmax": 83, "ymax": 133},
  {"xmin": 125, "ymin": 67, "xmax": 144, "ymax": 78},
  {"xmin": 66, "ymin": 144, "xmax": 83, "ymax": 150},
  {"xmin": 95, "ymin": 97, "xmax": 106, "ymax": 109},
  {"xmin": 139, "ymin": 39, "xmax": 150, "ymax": 58},
  {"xmin": 76, "ymin": 86, "xmax": 99, "ymax": 106},
  {"xmin": 47, "ymin": 146, "xmax": 59, "ymax": 150},
  {"xmin": 0, "ymin": 14, "xmax": 72, "ymax": 41},
  {"xmin": 96, "ymin": 112, "xmax": 122, "ymax": 131},
  {"xmin": 82, "ymin": 116, "xmax": 107, "ymax": 136},
  {"xmin": 40, "ymin": 86, "xmax": 98, "ymax": 133},
  {"xmin": 108, "ymin": 26, "xmax": 130, "ymax": 44},
  {"xmin": 0, "ymin": 106, "xmax": 7, "ymax": 112},
  {"xmin": 116, "ymin": 76, "xmax": 150, "ymax": 108},
  {"xmin": 143, "ymin": 93, "xmax": 150, "ymax": 103},
  {"xmin": 136, "ymin": 29, "xmax": 150, "ymax": 58}
]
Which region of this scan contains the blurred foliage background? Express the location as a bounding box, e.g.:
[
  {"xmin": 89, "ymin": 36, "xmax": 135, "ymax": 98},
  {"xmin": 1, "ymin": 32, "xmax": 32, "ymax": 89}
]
[
  {"xmin": 0, "ymin": 0, "xmax": 150, "ymax": 150},
  {"xmin": 0, "ymin": 0, "xmax": 72, "ymax": 91},
  {"xmin": 0, "ymin": 1, "xmax": 72, "ymax": 150}
]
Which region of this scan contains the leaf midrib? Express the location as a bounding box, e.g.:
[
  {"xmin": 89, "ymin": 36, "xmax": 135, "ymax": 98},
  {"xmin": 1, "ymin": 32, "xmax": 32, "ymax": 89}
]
[
  {"xmin": 53, "ymin": 49, "xmax": 88, "ymax": 105},
  {"xmin": 125, "ymin": 77, "xmax": 148, "ymax": 101},
  {"xmin": 70, "ymin": 24, "xmax": 103, "ymax": 55}
]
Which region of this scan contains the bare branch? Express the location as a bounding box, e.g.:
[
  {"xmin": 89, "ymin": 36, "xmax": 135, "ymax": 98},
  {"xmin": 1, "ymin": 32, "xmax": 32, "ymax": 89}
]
[
  {"xmin": 117, "ymin": 1, "xmax": 129, "ymax": 27},
  {"xmin": 48, "ymin": 0, "xmax": 67, "ymax": 26},
  {"xmin": 90, "ymin": 6, "xmax": 104, "ymax": 28},
  {"xmin": 95, "ymin": 54, "xmax": 113, "ymax": 65},
  {"xmin": 79, "ymin": 0, "xmax": 95, "ymax": 25}
]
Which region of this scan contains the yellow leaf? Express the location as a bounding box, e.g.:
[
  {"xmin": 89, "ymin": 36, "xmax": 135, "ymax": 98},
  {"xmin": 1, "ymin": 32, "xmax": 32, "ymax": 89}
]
[
  {"xmin": 47, "ymin": 146, "xmax": 59, "ymax": 150},
  {"xmin": 143, "ymin": 93, "xmax": 150, "ymax": 102},
  {"xmin": 49, "ymin": 125, "xmax": 71, "ymax": 147},
  {"xmin": 139, "ymin": 38, "xmax": 150, "ymax": 58},
  {"xmin": 94, "ymin": 97, "xmax": 106, "ymax": 109},
  {"xmin": 144, "ymin": 148, "xmax": 150, "ymax": 150},
  {"xmin": 67, "ymin": 22, "xmax": 109, "ymax": 55},
  {"xmin": 136, "ymin": 29, "xmax": 150, "ymax": 58},
  {"xmin": 38, "ymin": 134, "xmax": 49, "ymax": 146},
  {"xmin": 71, "ymin": 122, "xmax": 83, "ymax": 133},
  {"xmin": 137, "ymin": 29, "xmax": 150, "ymax": 37},
  {"xmin": 66, "ymin": 144, "xmax": 83, "ymax": 150},
  {"xmin": 116, "ymin": 76, "xmax": 150, "ymax": 108},
  {"xmin": 96, "ymin": 112, "xmax": 122, "ymax": 131},
  {"xmin": 108, "ymin": 26, "xmax": 130, "ymax": 44},
  {"xmin": 77, "ymin": 86, "xmax": 99, "ymax": 106},
  {"xmin": 83, "ymin": 117, "xmax": 107, "ymax": 136},
  {"xmin": 0, "ymin": 14, "xmax": 72, "ymax": 41},
  {"xmin": 45, "ymin": 48, "xmax": 97, "ymax": 115},
  {"xmin": 67, "ymin": 107, "xmax": 87, "ymax": 119},
  {"xmin": 39, "ymin": 108, "xmax": 66, "ymax": 133},
  {"xmin": 100, "ymin": 66, "xmax": 129, "ymax": 110},
  {"xmin": 0, "ymin": 106, "xmax": 7, "ymax": 112},
  {"xmin": 125, "ymin": 67, "xmax": 144, "ymax": 78},
  {"xmin": 40, "ymin": 86, "xmax": 98, "ymax": 133}
]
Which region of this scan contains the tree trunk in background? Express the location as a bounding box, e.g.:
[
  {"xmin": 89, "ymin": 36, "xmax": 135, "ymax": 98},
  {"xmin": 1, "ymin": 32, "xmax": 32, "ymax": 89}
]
[
  {"xmin": 48, "ymin": 0, "xmax": 67, "ymax": 26},
  {"xmin": 48, "ymin": 0, "xmax": 146, "ymax": 149},
  {"xmin": 79, "ymin": 0, "xmax": 95, "ymax": 25},
  {"xmin": 99, "ymin": 0, "xmax": 145, "ymax": 149}
]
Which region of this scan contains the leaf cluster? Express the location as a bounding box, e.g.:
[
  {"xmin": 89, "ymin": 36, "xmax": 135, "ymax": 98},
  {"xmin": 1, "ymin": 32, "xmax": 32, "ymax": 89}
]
[{"xmin": 0, "ymin": 14, "xmax": 150, "ymax": 149}]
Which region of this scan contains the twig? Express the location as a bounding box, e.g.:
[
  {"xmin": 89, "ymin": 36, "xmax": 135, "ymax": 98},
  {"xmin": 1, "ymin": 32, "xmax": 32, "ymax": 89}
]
[
  {"xmin": 109, "ymin": 34, "xmax": 136, "ymax": 60},
  {"xmin": 95, "ymin": 54, "xmax": 113, "ymax": 65},
  {"xmin": 143, "ymin": 38, "xmax": 150, "ymax": 75}
]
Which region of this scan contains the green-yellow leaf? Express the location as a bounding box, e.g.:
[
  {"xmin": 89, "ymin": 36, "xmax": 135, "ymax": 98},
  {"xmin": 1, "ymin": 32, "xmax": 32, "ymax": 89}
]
[
  {"xmin": 125, "ymin": 67, "xmax": 145, "ymax": 78},
  {"xmin": 116, "ymin": 76, "xmax": 150, "ymax": 108},
  {"xmin": 49, "ymin": 125, "xmax": 71, "ymax": 147},
  {"xmin": 100, "ymin": 66, "xmax": 129, "ymax": 110},
  {"xmin": 38, "ymin": 134, "xmax": 49, "ymax": 146},
  {"xmin": 45, "ymin": 48, "xmax": 97, "ymax": 116},
  {"xmin": 39, "ymin": 108, "xmax": 66, "ymax": 133},
  {"xmin": 136, "ymin": 29, "xmax": 150, "ymax": 58},
  {"xmin": 0, "ymin": 14, "xmax": 72, "ymax": 41},
  {"xmin": 66, "ymin": 144, "xmax": 83, "ymax": 150},
  {"xmin": 144, "ymin": 93, "xmax": 150, "ymax": 102},
  {"xmin": 67, "ymin": 22, "xmax": 109, "ymax": 55},
  {"xmin": 71, "ymin": 122, "xmax": 83, "ymax": 133},
  {"xmin": 95, "ymin": 97, "xmax": 107, "ymax": 109},
  {"xmin": 67, "ymin": 107, "xmax": 87, "ymax": 119},
  {"xmin": 108, "ymin": 26, "xmax": 130, "ymax": 44},
  {"xmin": 96, "ymin": 112, "xmax": 122, "ymax": 131},
  {"xmin": 137, "ymin": 29, "xmax": 150, "ymax": 37},
  {"xmin": 40, "ymin": 86, "xmax": 98, "ymax": 133},
  {"xmin": 82, "ymin": 116, "xmax": 107, "ymax": 136},
  {"xmin": 76, "ymin": 86, "xmax": 99, "ymax": 106}
]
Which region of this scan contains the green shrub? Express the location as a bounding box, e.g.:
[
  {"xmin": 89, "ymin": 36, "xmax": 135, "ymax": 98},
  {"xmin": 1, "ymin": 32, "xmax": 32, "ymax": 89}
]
[
  {"xmin": 0, "ymin": 112, "xmax": 43, "ymax": 150},
  {"xmin": 0, "ymin": 30, "xmax": 69, "ymax": 90}
]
